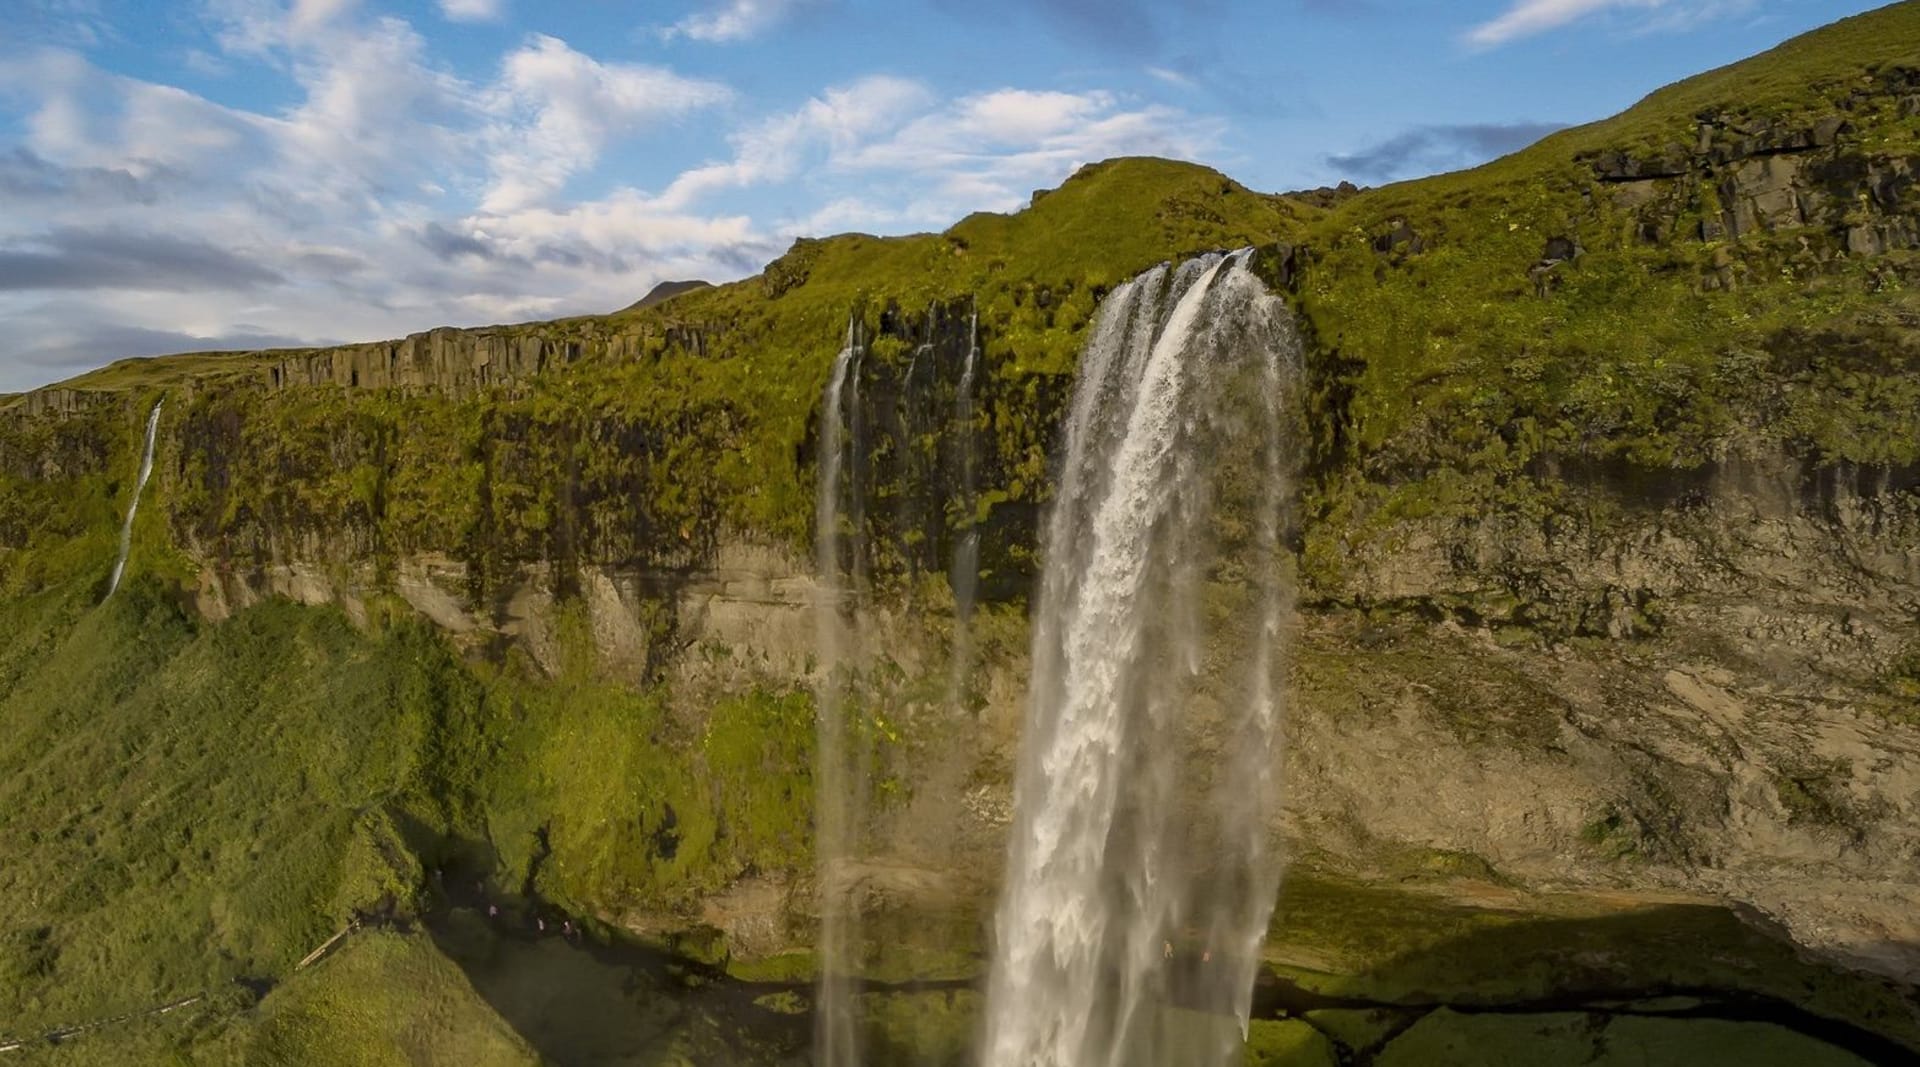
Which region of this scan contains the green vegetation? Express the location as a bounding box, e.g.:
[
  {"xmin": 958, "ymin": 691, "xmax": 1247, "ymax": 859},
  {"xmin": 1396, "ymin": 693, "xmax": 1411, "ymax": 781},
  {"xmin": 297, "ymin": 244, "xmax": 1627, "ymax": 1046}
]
[
  {"xmin": 0, "ymin": 585, "xmax": 432, "ymax": 1036},
  {"xmin": 1375, "ymin": 1010, "xmax": 1870, "ymax": 1067},
  {"xmin": 3, "ymin": 6, "xmax": 1920, "ymax": 1063},
  {"xmin": 0, "ymin": 581, "xmax": 819, "ymax": 1061},
  {"xmin": 1267, "ymin": 869, "xmax": 1920, "ymax": 1052},
  {"xmin": 222, "ymin": 931, "xmax": 538, "ymax": 1067},
  {"xmin": 462, "ymin": 612, "xmax": 817, "ymax": 915},
  {"xmin": 1243, "ymin": 1019, "xmax": 1339, "ymax": 1066},
  {"xmin": 1287, "ymin": 4, "xmax": 1920, "ymax": 599}
]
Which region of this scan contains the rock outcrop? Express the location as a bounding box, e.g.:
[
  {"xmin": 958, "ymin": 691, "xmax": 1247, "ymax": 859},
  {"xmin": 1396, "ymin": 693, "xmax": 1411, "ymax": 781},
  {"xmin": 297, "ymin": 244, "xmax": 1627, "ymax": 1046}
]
[{"xmin": 1585, "ymin": 67, "xmax": 1920, "ymax": 264}]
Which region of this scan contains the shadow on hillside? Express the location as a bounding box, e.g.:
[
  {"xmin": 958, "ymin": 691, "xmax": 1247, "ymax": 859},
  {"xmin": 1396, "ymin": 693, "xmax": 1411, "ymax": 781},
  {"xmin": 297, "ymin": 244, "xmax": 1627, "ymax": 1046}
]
[
  {"xmin": 1253, "ymin": 901, "xmax": 1920, "ymax": 1066},
  {"xmin": 420, "ymin": 895, "xmax": 809, "ymax": 1067},
  {"xmin": 401, "ymin": 838, "xmax": 1920, "ymax": 1067}
]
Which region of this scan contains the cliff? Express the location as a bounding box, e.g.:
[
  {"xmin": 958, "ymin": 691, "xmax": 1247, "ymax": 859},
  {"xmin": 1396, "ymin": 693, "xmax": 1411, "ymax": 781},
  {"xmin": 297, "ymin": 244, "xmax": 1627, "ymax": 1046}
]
[{"xmin": 2, "ymin": 5, "xmax": 1920, "ymax": 1063}]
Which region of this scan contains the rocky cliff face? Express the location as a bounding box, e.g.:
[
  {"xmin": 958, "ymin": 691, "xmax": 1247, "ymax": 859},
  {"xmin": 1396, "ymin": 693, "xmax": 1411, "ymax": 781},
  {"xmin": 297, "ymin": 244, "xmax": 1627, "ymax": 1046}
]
[
  {"xmin": 1587, "ymin": 68, "xmax": 1920, "ymax": 268},
  {"xmin": 257, "ymin": 321, "xmax": 687, "ymax": 396}
]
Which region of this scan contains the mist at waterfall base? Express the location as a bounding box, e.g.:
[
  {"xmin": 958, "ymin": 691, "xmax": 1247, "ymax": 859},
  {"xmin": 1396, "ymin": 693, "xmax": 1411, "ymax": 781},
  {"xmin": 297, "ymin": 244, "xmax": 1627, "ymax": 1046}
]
[
  {"xmin": 810, "ymin": 252, "xmax": 1298, "ymax": 1065},
  {"xmin": 107, "ymin": 399, "xmax": 163, "ymax": 599}
]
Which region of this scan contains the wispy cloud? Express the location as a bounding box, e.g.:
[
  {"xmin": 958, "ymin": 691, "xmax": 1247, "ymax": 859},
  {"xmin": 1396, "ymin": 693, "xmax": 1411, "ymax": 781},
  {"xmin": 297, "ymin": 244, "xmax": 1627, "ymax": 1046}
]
[
  {"xmin": 1327, "ymin": 121, "xmax": 1566, "ymax": 182},
  {"xmin": 438, "ymin": 0, "xmax": 505, "ymax": 23},
  {"xmin": 662, "ymin": 0, "xmax": 802, "ymax": 43},
  {"xmin": 1464, "ymin": 0, "xmax": 1661, "ymax": 48},
  {"xmin": 482, "ymin": 34, "xmax": 731, "ymax": 212},
  {"xmin": 1146, "ymin": 66, "xmax": 1196, "ymax": 89},
  {"xmin": 649, "ymin": 75, "xmax": 933, "ymax": 209},
  {"xmin": 649, "ymin": 78, "xmax": 1224, "ymax": 230},
  {"xmin": 1461, "ymin": 0, "xmax": 1754, "ymax": 48}
]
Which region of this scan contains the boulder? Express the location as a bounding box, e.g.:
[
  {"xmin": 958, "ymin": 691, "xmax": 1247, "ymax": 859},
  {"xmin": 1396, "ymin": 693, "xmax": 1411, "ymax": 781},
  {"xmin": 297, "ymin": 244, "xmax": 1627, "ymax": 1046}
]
[{"xmin": 1541, "ymin": 236, "xmax": 1583, "ymax": 263}]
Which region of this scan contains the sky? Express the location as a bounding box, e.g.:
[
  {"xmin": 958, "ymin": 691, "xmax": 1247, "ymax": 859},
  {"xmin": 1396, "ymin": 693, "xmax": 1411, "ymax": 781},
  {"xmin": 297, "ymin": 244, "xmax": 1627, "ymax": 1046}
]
[{"xmin": 0, "ymin": 0, "xmax": 1894, "ymax": 393}]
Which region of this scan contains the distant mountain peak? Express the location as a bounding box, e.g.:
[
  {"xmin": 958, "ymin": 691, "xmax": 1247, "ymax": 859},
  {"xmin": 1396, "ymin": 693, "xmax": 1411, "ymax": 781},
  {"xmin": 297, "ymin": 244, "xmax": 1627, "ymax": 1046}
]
[{"xmin": 622, "ymin": 279, "xmax": 712, "ymax": 314}]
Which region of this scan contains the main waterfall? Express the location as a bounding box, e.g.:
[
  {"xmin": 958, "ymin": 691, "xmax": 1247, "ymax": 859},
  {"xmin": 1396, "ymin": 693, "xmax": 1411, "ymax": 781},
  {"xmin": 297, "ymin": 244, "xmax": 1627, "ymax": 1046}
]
[
  {"xmin": 983, "ymin": 250, "xmax": 1298, "ymax": 1066},
  {"xmin": 106, "ymin": 400, "xmax": 163, "ymax": 599}
]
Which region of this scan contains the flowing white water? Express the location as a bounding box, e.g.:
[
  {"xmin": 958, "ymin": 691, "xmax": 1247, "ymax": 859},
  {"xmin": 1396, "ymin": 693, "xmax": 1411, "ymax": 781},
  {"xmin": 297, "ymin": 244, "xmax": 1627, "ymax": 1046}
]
[
  {"xmin": 106, "ymin": 400, "xmax": 163, "ymax": 599},
  {"xmin": 983, "ymin": 251, "xmax": 1298, "ymax": 1067},
  {"xmin": 948, "ymin": 304, "xmax": 982, "ymax": 704},
  {"xmin": 815, "ymin": 317, "xmax": 865, "ymax": 1066}
]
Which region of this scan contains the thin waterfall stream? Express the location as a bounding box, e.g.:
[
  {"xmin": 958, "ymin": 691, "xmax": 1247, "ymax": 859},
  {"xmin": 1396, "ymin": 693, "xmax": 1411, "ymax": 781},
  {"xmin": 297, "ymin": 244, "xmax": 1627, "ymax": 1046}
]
[
  {"xmin": 106, "ymin": 399, "xmax": 163, "ymax": 599},
  {"xmin": 814, "ymin": 315, "xmax": 865, "ymax": 1066},
  {"xmin": 983, "ymin": 250, "xmax": 1298, "ymax": 1067},
  {"xmin": 948, "ymin": 302, "xmax": 981, "ymax": 711}
]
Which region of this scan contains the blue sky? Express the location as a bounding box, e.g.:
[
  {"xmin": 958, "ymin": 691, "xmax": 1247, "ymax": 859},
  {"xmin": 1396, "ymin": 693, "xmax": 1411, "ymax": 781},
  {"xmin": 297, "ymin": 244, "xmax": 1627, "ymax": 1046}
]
[{"xmin": 0, "ymin": 0, "xmax": 1893, "ymax": 392}]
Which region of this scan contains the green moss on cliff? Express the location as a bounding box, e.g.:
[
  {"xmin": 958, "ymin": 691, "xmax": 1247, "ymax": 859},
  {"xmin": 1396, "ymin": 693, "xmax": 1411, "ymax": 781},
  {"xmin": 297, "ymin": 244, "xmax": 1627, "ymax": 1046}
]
[
  {"xmin": 468, "ymin": 643, "xmax": 815, "ymax": 915},
  {"xmin": 1288, "ymin": 4, "xmax": 1920, "ymax": 601}
]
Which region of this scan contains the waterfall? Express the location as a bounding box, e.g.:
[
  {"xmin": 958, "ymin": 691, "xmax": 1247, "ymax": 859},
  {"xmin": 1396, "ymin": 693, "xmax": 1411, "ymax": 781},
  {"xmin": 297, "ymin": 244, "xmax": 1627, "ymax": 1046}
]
[
  {"xmin": 948, "ymin": 303, "xmax": 982, "ymax": 706},
  {"xmin": 983, "ymin": 250, "xmax": 1298, "ymax": 1067},
  {"xmin": 814, "ymin": 316, "xmax": 865, "ymax": 1066},
  {"xmin": 106, "ymin": 400, "xmax": 163, "ymax": 600}
]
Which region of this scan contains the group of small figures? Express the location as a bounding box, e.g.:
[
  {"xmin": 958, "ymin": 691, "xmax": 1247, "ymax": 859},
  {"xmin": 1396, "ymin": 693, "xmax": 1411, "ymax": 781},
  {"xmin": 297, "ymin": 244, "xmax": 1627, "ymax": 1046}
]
[{"xmin": 433, "ymin": 869, "xmax": 585, "ymax": 943}]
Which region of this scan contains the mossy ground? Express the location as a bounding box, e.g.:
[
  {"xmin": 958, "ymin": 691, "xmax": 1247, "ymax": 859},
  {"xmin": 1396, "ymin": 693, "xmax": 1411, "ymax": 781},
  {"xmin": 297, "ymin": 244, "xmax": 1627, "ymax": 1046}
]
[
  {"xmin": 1374, "ymin": 1010, "xmax": 1871, "ymax": 1067},
  {"xmin": 0, "ymin": 583, "xmax": 821, "ymax": 1062},
  {"xmin": 2, "ymin": 931, "xmax": 537, "ymax": 1066},
  {"xmin": 1267, "ymin": 867, "xmax": 1920, "ymax": 1055}
]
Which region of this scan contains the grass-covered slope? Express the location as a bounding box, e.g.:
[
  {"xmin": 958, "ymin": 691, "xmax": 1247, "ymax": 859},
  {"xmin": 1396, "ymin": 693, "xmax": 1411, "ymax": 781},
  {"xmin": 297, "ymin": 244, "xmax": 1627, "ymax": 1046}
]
[{"xmin": 0, "ymin": 578, "xmax": 820, "ymax": 1060}]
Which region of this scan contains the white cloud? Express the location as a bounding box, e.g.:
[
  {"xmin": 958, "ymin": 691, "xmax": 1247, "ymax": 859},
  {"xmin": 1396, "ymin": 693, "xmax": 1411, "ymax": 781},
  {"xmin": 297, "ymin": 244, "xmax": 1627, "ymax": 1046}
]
[
  {"xmin": 1, "ymin": 48, "xmax": 265, "ymax": 178},
  {"xmin": 645, "ymin": 78, "xmax": 1218, "ymax": 230},
  {"xmin": 288, "ymin": 0, "xmax": 357, "ymax": 34},
  {"xmin": 0, "ymin": 22, "xmax": 759, "ymax": 392},
  {"xmin": 840, "ymin": 88, "xmax": 1223, "ymax": 215},
  {"xmin": 482, "ymin": 34, "xmax": 732, "ymax": 212},
  {"xmin": 0, "ymin": 5, "xmax": 1236, "ymax": 394},
  {"xmin": 664, "ymin": 0, "xmax": 797, "ymax": 43},
  {"xmin": 1463, "ymin": 0, "xmax": 1663, "ymax": 48},
  {"xmin": 270, "ymin": 17, "xmax": 474, "ymax": 206},
  {"xmin": 439, "ymin": 0, "xmax": 504, "ymax": 22},
  {"xmin": 1146, "ymin": 66, "xmax": 1196, "ymax": 90},
  {"xmin": 652, "ymin": 75, "xmax": 930, "ymax": 209},
  {"xmin": 784, "ymin": 196, "xmax": 908, "ymax": 236}
]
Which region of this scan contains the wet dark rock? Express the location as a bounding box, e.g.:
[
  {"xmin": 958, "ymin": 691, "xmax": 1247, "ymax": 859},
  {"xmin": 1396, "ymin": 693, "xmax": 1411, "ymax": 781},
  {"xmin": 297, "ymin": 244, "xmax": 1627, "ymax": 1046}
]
[
  {"xmin": 1542, "ymin": 236, "xmax": 1583, "ymax": 264},
  {"xmin": 762, "ymin": 238, "xmax": 821, "ymax": 299},
  {"xmin": 1372, "ymin": 218, "xmax": 1425, "ymax": 256},
  {"xmin": 1285, "ymin": 180, "xmax": 1365, "ymax": 209},
  {"xmin": 1589, "ymin": 147, "xmax": 1690, "ymax": 182}
]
